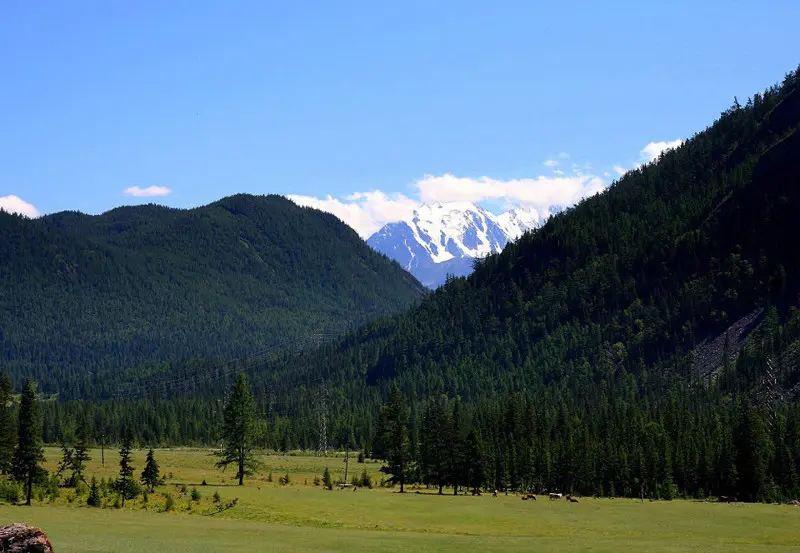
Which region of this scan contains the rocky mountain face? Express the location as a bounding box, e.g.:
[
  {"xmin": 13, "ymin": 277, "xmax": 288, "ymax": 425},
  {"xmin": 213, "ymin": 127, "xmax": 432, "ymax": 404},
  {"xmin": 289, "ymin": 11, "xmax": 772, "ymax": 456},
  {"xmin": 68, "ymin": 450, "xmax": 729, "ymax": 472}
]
[{"xmin": 367, "ymin": 202, "xmax": 541, "ymax": 287}]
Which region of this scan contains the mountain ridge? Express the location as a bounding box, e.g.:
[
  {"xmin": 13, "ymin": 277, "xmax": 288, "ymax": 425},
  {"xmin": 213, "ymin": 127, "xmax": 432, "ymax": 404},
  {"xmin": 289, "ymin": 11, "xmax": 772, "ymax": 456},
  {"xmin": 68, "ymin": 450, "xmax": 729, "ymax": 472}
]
[
  {"xmin": 0, "ymin": 193, "xmax": 425, "ymax": 396},
  {"xmin": 367, "ymin": 202, "xmax": 541, "ymax": 287}
]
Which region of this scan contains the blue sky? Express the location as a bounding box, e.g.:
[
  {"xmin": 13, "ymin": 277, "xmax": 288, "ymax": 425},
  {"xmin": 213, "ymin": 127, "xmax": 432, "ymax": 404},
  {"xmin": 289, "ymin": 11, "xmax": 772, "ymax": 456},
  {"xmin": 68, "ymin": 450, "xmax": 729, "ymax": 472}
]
[{"xmin": 2, "ymin": 1, "xmax": 799, "ymax": 236}]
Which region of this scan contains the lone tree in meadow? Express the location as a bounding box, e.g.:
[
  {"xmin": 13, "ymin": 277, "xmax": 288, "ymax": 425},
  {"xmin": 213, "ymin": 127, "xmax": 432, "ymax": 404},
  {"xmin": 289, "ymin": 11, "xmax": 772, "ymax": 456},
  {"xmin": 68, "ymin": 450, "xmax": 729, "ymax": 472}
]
[
  {"xmin": 141, "ymin": 448, "xmax": 161, "ymax": 492},
  {"xmin": 0, "ymin": 371, "xmax": 16, "ymax": 474},
  {"xmin": 375, "ymin": 383, "xmax": 411, "ymax": 493},
  {"xmin": 72, "ymin": 415, "xmax": 91, "ymax": 485},
  {"xmin": 114, "ymin": 427, "xmax": 138, "ymax": 506},
  {"xmin": 216, "ymin": 373, "xmax": 260, "ymax": 486},
  {"xmin": 11, "ymin": 378, "xmax": 46, "ymax": 505}
]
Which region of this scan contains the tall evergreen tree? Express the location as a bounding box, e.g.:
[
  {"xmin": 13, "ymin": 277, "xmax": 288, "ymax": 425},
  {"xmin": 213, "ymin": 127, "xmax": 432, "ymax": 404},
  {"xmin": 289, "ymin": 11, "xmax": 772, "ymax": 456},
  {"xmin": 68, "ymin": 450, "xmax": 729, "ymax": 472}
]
[
  {"xmin": 115, "ymin": 427, "xmax": 138, "ymax": 506},
  {"xmin": 216, "ymin": 373, "xmax": 260, "ymax": 485},
  {"xmin": 11, "ymin": 378, "xmax": 45, "ymax": 506},
  {"xmin": 0, "ymin": 371, "xmax": 15, "ymax": 474},
  {"xmin": 72, "ymin": 416, "xmax": 91, "ymax": 485},
  {"xmin": 140, "ymin": 448, "xmax": 161, "ymax": 492},
  {"xmin": 376, "ymin": 383, "xmax": 411, "ymax": 493}
]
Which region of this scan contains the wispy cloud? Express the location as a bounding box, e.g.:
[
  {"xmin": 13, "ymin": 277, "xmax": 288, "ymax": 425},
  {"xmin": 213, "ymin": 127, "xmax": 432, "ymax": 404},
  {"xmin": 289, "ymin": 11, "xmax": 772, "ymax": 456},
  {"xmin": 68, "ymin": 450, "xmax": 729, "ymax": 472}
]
[
  {"xmin": 0, "ymin": 195, "xmax": 40, "ymax": 217},
  {"xmin": 289, "ymin": 167, "xmax": 606, "ymax": 238},
  {"xmin": 124, "ymin": 186, "xmax": 172, "ymax": 197},
  {"xmin": 288, "ymin": 139, "xmax": 681, "ymax": 238}
]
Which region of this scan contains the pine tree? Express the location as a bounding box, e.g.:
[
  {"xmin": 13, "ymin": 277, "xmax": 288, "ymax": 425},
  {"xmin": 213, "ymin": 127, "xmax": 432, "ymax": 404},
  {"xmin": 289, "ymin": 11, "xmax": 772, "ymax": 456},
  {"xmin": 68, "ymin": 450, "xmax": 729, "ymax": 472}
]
[
  {"xmin": 11, "ymin": 378, "xmax": 46, "ymax": 506},
  {"xmin": 115, "ymin": 427, "xmax": 137, "ymax": 506},
  {"xmin": 216, "ymin": 373, "xmax": 260, "ymax": 486},
  {"xmin": 141, "ymin": 448, "xmax": 161, "ymax": 492},
  {"xmin": 376, "ymin": 383, "xmax": 410, "ymax": 493},
  {"xmin": 322, "ymin": 467, "xmax": 333, "ymax": 490},
  {"xmin": 87, "ymin": 476, "xmax": 101, "ymax": 507},
  {"xmin": 72, "ymin": 415, "xmax": 91, "ymax": 485},
  {"xmin": 55, "ymin": 441, "xmax": 75, "ymax": 486},
  {"xmin": 464, "ymin": 429, "xmax": 486, "ymax": 492},
  {"xmin": 0, "ymin": 371, "xmax": 16, "ymax": 474}
]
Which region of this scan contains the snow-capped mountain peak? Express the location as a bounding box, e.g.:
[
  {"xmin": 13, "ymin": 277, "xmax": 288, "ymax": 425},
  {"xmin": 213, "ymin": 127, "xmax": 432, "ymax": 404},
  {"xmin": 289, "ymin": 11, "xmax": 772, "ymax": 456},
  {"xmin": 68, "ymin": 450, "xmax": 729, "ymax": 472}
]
[{"xmin": 367, "ymin": 202, "xmax": 542, "ymax": 288}]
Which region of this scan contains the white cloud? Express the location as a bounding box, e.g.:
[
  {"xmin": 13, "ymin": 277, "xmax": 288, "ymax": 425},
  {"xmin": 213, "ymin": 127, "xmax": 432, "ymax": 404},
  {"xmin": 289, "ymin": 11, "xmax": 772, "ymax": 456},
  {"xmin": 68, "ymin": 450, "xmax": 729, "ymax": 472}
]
[
  {"xmin": 414, "ymin": 173, "xmax": 606, "ymax": 207},
  {"xmin": 124, "ymin": 186, "xmax": 172, "ymax": 197},
  {"xmin": 289, "ymin": 139, "xmax": 684, "ymax": 238},
  {"xmin": 640, "ymin": 139, "xmax": 683, "ymax": 163},
  {"xmin": 288, "ymin": 191, "xmax": 417, "ymax": 238},
  {"xmin": 0, "ymin": 195, "xmax": 40, "ymax": 217},
  {"xmin": 289, "ymin": 170, "xmax": 608, "ymax": 238}
]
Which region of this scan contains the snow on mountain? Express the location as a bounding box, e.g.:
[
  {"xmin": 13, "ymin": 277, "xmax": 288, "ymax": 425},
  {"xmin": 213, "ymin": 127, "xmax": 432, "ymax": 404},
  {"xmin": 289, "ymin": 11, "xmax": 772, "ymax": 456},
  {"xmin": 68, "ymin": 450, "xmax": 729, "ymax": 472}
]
[{"xmin": 367, "ymin": 202, "xmax": 541, "ymax": 288}]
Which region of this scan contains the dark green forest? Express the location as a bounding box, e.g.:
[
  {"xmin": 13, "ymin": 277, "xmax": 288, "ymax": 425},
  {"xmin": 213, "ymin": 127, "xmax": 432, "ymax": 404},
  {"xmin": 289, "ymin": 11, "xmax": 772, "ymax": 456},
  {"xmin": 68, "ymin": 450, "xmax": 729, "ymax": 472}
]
[
  {"xmin": 0, "ymin": 194, "xmax": 424, "ymax": 396},
  {"xmin": 3, "ymin": 66, "xmax": 800, "ymax": 502}
]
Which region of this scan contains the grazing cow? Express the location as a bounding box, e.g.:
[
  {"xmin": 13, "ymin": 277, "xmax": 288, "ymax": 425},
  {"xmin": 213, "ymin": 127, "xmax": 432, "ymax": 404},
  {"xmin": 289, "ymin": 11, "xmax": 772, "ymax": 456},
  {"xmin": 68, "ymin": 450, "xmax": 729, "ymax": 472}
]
[
  {"xmin": 527, "ymin": 494, "xmax": 537, "ymax": 501},
  {"xmin": 719, "ymin": 495, "xmax": 737, "ymax": 503},
  {"xmin": 567, "ymin": 496, "xmax": 579, "ymax": 503},
  {"xmin": 492, "ymin": 490, "xmax": 498, "ymax": 498},
  {"xmin": 549, "ymin": 492, "xmax": 563, "ymax": 501},
  {"xmin": 521, "ymin": 496, "xmax": 529, "ymax": 501},
  {"xmin": 471, "ymin": 489, "xmax": 482, "ymax": 496}
]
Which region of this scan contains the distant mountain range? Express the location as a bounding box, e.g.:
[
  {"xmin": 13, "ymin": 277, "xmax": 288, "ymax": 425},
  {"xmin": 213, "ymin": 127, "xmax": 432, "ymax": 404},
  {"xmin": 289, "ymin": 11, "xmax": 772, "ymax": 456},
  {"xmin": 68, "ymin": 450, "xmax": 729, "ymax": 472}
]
[{"xmin": 367, "ymin": 202, "xmax": 541, "ymax": 287}]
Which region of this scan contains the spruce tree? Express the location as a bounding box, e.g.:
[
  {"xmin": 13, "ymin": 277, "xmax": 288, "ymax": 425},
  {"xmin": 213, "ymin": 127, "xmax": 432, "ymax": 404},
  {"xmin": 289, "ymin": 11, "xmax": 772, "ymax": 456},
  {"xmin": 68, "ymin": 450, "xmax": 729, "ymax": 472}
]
[
  {"xmin": 0, "ymin": 371, "xmax": 15, "ymax": 474},
  {"xmin": 11, "ymin": 378, "xmax": 45, "ymax": 506},
  {"xmin": 216, "ymin": 373, "xmax": 260, "ymax": 485},
  {"xmin": 376, "ymin": 383, "xmax": 410, "ymax": 493},
  {"xmin": 141, "ymin": 448, "xmax": 161, "ymax": 492},
  {"xmin": 87, "ymin": 476, "xmax": 101, "ymax": 507},
  {"xmin": 115, "ymin": 427, "xmax": 137, "ymax": 506}
]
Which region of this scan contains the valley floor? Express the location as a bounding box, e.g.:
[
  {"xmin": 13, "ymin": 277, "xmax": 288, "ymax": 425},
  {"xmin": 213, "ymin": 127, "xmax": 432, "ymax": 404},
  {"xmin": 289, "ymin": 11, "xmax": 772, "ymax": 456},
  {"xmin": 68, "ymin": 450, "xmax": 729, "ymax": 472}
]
[{"xmin": 1, "ymin": 448, "xmax": 798, "ymax": 552}]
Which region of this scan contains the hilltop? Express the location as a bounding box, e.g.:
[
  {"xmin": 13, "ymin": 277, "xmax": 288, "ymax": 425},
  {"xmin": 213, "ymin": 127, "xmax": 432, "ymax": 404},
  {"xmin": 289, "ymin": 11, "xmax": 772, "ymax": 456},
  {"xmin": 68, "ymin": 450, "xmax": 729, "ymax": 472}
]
[{"xmin": 0, "ymin": 194, "xmax": 424, "ymax": 396}]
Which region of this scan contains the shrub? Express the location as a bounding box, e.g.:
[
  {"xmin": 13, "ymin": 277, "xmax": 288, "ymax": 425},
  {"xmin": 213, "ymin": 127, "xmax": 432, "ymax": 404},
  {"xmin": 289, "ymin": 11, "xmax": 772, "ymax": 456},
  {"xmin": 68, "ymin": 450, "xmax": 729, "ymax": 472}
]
[
  {"xmin": 322, "ymin": 468, "xmax": 333, "ymax": 491},
  {"xmin": 279, "ymin": 473, "xmax": 290, "ymax": 485},
  {"xmin": 359, "ymin": 469, "xmax": 373, "ymax": 489},
  {"xmin": 313, "ymin": 475, "xmax": 320, "ymax": 487},
  {"xmin": 191, "ymin": 487, "xmax": 201, "ymax": 502},
  {"xmin": 142, "ymin": 492, "xmax": 149, "ymax": 505},
  {"xmin": 164, "ymin": 493, "xmax": 175, "ymax": 512},
  {"xmin": 180, "ymin": 484, "xmax": 188, "ymax": 494},
  {"xmin": 213, "ymin": 490, "xmax": 221, "ymax": 504},
  {"xmin": 113, "ymin": 496, "xmax": 122, "ymax": 509},
  {"xmin": 0, "ymin": 479, "xmax": 22, "ymax": 504},
  {"xmin": 357, "ymin": 451, "xmax": 365, "ymax": 463},
  {"xmin": 75, "ymin": 480, "xmax": 89, "ymax": 497},
  {"xmin": 267, "ymin": 472, "xmax": 273, "ymax": 482},
  {"xmin": 201, "ymin": 479, "xmax": 208, "ymax": 486}
]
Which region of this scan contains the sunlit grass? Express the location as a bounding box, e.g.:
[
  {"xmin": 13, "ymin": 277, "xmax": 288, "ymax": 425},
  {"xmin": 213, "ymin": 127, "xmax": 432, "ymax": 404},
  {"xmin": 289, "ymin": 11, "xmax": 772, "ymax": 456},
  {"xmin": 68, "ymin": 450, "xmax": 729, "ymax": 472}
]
[{"xmin": 0, "ymin": 448, "xmax": 797, "ymax": 552}]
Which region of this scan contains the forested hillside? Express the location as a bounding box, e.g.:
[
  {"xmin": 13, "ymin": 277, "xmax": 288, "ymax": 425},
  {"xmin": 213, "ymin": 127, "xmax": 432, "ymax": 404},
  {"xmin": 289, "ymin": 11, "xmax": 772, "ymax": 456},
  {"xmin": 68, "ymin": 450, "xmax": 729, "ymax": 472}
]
[
  {"xmin": 11, "ymin": 66, "xmax": 800, "ymax": 502},
  {"xmin": 0, "ymin": 194, "xmax": 424, "ymax": 395}
]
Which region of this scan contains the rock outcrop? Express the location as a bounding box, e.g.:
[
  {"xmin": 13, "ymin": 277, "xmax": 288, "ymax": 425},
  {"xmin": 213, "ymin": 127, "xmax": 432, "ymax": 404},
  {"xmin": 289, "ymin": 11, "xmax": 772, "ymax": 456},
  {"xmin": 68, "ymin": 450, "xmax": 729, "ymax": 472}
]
[{"xmin": 0, "ymin": 524, "xmax": 54, "ymax": 552}]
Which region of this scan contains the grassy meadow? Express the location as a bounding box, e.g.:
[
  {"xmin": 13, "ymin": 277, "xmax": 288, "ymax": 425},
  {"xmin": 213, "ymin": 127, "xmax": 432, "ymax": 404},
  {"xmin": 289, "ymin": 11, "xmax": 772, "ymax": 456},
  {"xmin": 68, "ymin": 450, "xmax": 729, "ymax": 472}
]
[{"xmin": 0, "ymin": 447, "xmax": 798, "ymax": 552}]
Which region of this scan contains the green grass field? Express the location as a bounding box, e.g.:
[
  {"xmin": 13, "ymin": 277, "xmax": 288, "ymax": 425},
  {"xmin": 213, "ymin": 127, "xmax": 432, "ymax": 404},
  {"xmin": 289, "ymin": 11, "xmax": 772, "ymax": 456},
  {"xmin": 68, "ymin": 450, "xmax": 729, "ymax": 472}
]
[{"xmin": 1, "ymin": 448, "xmax": 798, "ymax": 552}]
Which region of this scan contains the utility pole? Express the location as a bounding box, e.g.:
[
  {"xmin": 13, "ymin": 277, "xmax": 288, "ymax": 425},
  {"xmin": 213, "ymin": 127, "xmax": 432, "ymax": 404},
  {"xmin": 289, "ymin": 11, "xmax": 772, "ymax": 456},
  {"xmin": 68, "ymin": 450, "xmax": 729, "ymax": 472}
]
[
  {"xmin": 344, "ymin": 449, "xmax": 350, "ymax": 483},
  {"xmin": 101, "ymin": 432, "xmax": 106, "ymax": 467},
  {"xmin": 316, "ymin": 381, "xmax": 328, "ymax": 456}
]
